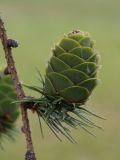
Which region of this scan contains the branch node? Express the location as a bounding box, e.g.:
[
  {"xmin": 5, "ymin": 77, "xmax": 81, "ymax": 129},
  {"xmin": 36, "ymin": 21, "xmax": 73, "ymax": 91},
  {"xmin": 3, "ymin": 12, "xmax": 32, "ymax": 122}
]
[
  {"xmin": 7, "ymin": 39, "xmax": 19, "ymax": 48},
  {"xmin": 4, "ymin": 66, "xmax": 10, "ymax": 75},
  {"xmin": 25, "ymin": 150, "xmax": 36, "ymax": 160}
]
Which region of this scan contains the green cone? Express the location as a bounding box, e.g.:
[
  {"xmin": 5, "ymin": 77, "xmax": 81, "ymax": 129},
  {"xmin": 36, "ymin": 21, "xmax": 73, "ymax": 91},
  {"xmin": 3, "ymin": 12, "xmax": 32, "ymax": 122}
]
[
  {"xmin": 22, "ymin": 30, "xmax": 102, "ymax": 142},
  {"xmin": 45, "ymin": 30, "xmax": 100, "ymax": 103},
  {"xmin": 0, "ymin": 68, "xmax": 19, "ymax": 143}
]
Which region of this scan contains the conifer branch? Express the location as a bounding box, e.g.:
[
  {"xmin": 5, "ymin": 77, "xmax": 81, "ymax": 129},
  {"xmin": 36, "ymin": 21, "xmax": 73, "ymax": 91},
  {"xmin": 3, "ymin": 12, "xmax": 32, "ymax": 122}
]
[{"xmin": 0, "ymin": 17, "xmax": 36, "ymax": 160}]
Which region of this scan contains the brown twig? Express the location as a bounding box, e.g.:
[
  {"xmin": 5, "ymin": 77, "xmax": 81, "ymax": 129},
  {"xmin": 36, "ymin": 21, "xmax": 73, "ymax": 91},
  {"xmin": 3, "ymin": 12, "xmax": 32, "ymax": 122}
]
[{"xmin": 0, "ymin": 17, "xmax": 36, "ymax": 160}]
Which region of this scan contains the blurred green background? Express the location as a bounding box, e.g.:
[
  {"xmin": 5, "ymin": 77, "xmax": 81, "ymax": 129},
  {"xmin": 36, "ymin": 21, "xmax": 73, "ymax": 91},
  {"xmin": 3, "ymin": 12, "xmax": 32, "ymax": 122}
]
[{"xmin": 0, "ymin": 0, "xmax": 120, "ymax": 159}]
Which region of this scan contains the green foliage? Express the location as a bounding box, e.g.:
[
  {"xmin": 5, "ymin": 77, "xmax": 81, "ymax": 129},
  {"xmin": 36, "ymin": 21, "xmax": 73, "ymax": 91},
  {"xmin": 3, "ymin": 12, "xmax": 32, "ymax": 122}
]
[{"xmin": 0, "ymin": 68, "xmax": 19, "ymax": 145}]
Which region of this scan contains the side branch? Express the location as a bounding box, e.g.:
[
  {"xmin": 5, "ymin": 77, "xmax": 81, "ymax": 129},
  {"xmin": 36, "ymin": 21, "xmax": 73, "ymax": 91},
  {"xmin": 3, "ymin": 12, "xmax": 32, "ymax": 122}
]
[{"xmin": 0, "ymin": 17, "xmax": 36, "ymax": 160}]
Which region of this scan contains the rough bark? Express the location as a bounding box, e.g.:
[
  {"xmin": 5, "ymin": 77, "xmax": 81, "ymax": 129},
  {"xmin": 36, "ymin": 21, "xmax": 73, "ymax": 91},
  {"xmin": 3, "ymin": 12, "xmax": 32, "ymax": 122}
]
[{"xmin": 0, "ymin": 17, "xmax": 36, "ymax": 160}]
